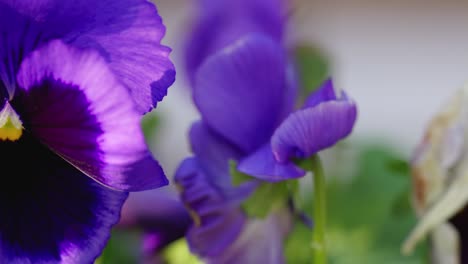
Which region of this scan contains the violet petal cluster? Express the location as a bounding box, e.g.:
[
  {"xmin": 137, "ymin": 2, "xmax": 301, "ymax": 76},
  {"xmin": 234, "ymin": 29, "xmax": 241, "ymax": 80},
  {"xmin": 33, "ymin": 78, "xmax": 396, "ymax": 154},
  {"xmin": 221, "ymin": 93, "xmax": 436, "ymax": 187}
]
[
  {"xmin": 0, "ymin": 0, "xmax": 174, "ymax": 262},
  {"xmin": 175, "ymin": 0, "xmax": 357, "ymax": 262}
]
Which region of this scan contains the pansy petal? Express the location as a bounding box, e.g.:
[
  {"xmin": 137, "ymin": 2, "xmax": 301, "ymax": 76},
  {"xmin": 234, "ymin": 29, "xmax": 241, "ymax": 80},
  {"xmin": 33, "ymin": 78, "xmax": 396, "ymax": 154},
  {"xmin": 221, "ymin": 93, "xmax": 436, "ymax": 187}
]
[
  {"xmin": 15, "ymin": 40, "xmax": 167, "ymax": 191},
  {"xmin": 0, "ymin": 0, "xmax": 174, "ymax": 112},
  {"xmin": 238, "ymin": 144, "xmax": 305, "ymax": 182},
  {"xmin": 0, "ymin": 132, "xmax": 127, "ymax": 263},
  {"xmin": 175, "ymin": 158, "xmax": 246, "ymax": 258},
  {"xmin": 194, "ymin": 34, "xmax": 293, "ymax": 153},
  {"xmin": 271, "ymin": 100, "xmax": 357, "ymax": 163},
  {"xmin": 189, "ymin": 121, "xmax": 243, "ymax": 191},
  {"xmin": 205, "ymin": 211, "xmax": 291, "ymax": 264},
  {"xmin": 185, "ymin": 0, "xmax": 287, "ymax": 82},
  {"xmin": 64, "ymin": 0, "xmax": 175, "ymax": 113},
  {"xmin": 303, "ymin": 78, "xmax": 337, "ymax": 108}
]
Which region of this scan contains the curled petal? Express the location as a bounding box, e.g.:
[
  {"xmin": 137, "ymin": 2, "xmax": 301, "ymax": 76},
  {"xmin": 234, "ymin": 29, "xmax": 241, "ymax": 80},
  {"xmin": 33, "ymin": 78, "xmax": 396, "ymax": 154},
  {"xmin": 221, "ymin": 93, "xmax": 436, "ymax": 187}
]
[
  {"xmin": 16, "ymin": 40, "xmax": 167, "ymax": 191},
  {"xmin": 194, "ymin": 34, "xmax": 294, "ymax": 153},
  {"xmin": 238, "ymin": 144, "xmax": 305, "ymax": 182},
  {"xmin": 271, "ymin": 100, "xmax": 357, "ymax": 163},
  {"xmin": 0, "ymin": 132, "xmax": 127, "ymax": 263}
]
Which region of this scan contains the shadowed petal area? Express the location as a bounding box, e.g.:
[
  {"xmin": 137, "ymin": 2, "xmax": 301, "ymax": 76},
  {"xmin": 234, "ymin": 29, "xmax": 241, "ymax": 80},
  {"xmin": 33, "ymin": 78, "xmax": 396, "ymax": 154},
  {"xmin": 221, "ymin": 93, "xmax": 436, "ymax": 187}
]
[
  {"xmin": 189, "ymin": 121, "xmax": 243, "ymax": 191},
  {"xmin": 238, "ymin": 144, "xmax": 305, "ymax": 182},
  {"xmin": 174, "ymin": 158, "xmax": 246, "ymax": 258},
  {"xmin": 302, "ymin": 78, "xmax": 337, "ymax": 109},
  {"xmin": 205, "ymin": 212, "xmax": 291, "ymax": 264},
  {"xmin": 194, "ymin": 34, "xmax": 293, "ymax": 153},
  {"xmin": 118, "ymin": 187, "xmax": 192, "ymax": 254},
  {"xmin": 0, "ymin": 0, "xmax": 174, "ymax": 112},
  {"xmin": 271, "ymin": 101, "xmax": 357, "ymax": 163},
  {"xmin": 15, "ymin": 40, "xmax": 167, "ymax": 191},
  {"xmin": 0, "ymin": 132, "xmax": 127, "ymax": 263},
  {"xmin": 185, "ymin": 0, "xmax": 287, "ymax": 82}
]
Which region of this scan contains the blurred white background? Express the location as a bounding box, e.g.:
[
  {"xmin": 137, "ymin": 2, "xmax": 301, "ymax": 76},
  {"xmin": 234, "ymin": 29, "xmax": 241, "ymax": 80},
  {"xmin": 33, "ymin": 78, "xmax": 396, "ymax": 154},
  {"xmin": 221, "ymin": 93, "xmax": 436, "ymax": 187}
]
[{"xmin": 150, "ymin": 0, "xmax": 468, "ymax": 177}]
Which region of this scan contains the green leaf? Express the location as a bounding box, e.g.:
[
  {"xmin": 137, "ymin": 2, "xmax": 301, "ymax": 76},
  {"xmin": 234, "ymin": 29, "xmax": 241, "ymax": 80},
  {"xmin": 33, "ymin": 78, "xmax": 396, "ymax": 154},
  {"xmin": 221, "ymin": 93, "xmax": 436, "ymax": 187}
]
[
  {"xmin": 229, "ymin": 160, "xmax": 299, "ymax": 219},
  {"xmin": 294, "ymin": 44, "xmax": 330, "ymax": 99},
  {"xmin": 243, "ymin": 180, "xmax": 297, "ymax": 219},
  {"xmin": 97, "ymin": 229, "xmax": 143, "ymax": 264},
  {"xmin": 229, "ymin": 160, "xmax": 254, "ymax": 186}
]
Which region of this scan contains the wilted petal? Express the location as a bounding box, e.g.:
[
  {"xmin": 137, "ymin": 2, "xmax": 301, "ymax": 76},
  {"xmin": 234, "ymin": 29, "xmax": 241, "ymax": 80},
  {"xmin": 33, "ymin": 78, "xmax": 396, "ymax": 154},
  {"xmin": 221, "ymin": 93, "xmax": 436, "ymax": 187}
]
[
  {"xmin": 403, "ymin": 84, "xmax": 468, "ymax": 255},
  {"xmin": 0, "ymin": 132, "xmax": 127, "ymax": 263},
  {"xmin": 174, "ymin": 158, "xmax": 246, "ymax": 258},
  {"xmin": 16, "ymin": 40, "xmax": 167, "ymax": 191},
  {"xmin": 0, "ymin": 0, "xmax": 174, "ymax": 112},
  {"xmin": 238, "ymin": 144, "xmax": 305, "ymax": 182},
  {"xmin": 271, "ymin": 100, "xmax": 357, "ymax": 163},
  {"xmin": 431, "ymin": 223, "xmax": 460, "ymax": 264},
  {"xmin": 194, "ymin": 34, "xmax": 294, "ymax": 153}
]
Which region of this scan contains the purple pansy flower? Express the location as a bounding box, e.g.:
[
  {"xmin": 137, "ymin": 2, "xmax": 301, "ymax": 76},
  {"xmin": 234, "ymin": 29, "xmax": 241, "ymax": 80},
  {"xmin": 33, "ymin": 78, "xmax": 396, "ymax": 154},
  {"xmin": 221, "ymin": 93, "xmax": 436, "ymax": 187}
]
[
  {"xmin": 175, "ymin": 32, "xmax": 356, "ymax": 262},
  {"xmin": 0, "ymin": 0, "xmax": 174, "ymax": 263},
  {"xmin": 176, "ymin": 0, "xmax": 356, "ymax": 261}
]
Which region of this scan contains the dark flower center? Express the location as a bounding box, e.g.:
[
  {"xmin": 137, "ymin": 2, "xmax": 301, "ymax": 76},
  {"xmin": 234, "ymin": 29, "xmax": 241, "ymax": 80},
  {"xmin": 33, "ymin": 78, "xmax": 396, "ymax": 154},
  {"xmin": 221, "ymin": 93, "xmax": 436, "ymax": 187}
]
[{"xmin": 0, "ymin": 78, "xmax": 124, "ymax": 262}]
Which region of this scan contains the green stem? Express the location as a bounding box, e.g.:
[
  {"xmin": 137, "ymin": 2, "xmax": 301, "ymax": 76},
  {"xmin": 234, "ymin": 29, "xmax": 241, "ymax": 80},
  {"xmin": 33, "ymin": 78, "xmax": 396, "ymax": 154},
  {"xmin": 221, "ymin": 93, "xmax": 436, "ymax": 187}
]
[{"xmin": 310, "ymin": 155, "xmax": 327, "ymax": 264}]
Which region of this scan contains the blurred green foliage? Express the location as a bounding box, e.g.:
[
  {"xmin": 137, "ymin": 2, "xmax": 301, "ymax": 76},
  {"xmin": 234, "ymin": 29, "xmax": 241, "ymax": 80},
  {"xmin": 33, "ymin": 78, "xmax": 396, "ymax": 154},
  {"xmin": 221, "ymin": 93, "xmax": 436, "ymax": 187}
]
[
  {"xmin": 284, "ymin": 143, "xmax": 429, "ymax": 264},
  {"xmin": 97, "ymin": 229, "xmax": 143, "ymax": 264},
  {"xmin": 162, "ymin": 239, "xmax": 203, "ymax": 264},
  {"xmin": 230, "ymin": 160, "xmax": 299, "ymax": 219},
  {"xmin": 294, "ymin": 45, "xmax": 330, "ymax": 99},
  {"xmin": 98, "ymin": 143, "xmax": 428, "ymax": 264},
  {"xmin": 141, "ymin": 110, "xmax": 160, "ymax": 145}
]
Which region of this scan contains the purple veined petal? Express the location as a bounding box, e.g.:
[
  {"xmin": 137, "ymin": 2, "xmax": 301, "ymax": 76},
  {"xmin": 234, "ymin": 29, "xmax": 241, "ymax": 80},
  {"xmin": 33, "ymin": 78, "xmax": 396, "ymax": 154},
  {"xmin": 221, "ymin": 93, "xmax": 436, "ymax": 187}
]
[
  {"xmin": 118, "ymin": 187, "xmax": 191, "ymax": 254},
  {"xmin": 0, "ymin": 132, "xmax": 128, "ymax": 263},
  {"xmin": 189, "ymin": 121, "xmax": 243, "ymax": 192},
  {"xmin": 184, "ymin": 0, "xmax": 287, "ymax": 82},
  {"xmin": 174, "ymin": 158, "xmax": 246, "ymax": 258},
  {"xmin": 15, "ymin": 40, "xmax": 168, "ymax": 191},
  {"xmin": 238, "ymin": 144, "xmax": 305, "ymax": 182},
  {"xmin": 204, "ymin": 210, "xmax": 292, "ymax": 264},
  {"xmin": 0, "ymin": 2, "xmax": 45, "ymax": 98},
  {"xmin": 194, "ymin": 33, "xmax": 294, "ymax": 153},
  {"xmin": 303, "ymin": 78, "xmax": 337, "ymax": 108},
  {"xmin": 271, "ymin": 100, "xmax": 358, "ymax": 163},
  {"xmin": 64, "ymin": 0, "xmax": 176, "ymax": 113},
  {"xmin": 0, "ymin": 0, "xmax": 174, "ymax": 113}
]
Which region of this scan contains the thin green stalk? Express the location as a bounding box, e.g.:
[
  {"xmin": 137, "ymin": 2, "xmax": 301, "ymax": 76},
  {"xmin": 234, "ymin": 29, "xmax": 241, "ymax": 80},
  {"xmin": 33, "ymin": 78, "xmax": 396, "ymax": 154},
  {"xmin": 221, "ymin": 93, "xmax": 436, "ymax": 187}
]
[{"xmin": 310, "ymin": 155, "xmax": 327, "ymax": 264}]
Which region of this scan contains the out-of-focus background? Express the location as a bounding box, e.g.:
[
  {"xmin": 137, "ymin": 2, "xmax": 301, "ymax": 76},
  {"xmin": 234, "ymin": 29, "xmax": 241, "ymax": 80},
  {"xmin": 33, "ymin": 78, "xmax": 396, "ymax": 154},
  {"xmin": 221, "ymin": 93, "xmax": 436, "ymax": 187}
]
[
  {"xmin": 102, "ymin": 1, "xmax": 468, "ymax": 263},
  {"xmin": 153, "ymin": 0, "xmax": 468, "ymax": 176}
]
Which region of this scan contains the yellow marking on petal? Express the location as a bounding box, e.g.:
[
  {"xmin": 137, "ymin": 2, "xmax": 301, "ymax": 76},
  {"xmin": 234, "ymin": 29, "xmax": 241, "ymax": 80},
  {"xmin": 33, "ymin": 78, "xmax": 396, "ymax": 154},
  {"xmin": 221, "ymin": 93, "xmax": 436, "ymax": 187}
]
[
  {"xmin": 0, "ymin": 102, "xmax": 23, "ymax": 141},
  {"xmin": 175, "ymin": 183, "xmax": 202, "ymax": 227}
]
